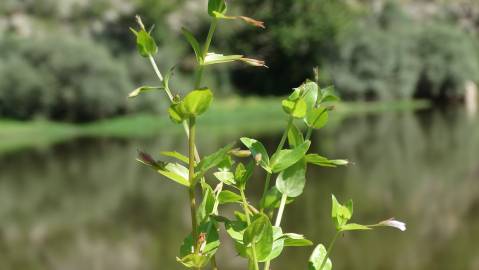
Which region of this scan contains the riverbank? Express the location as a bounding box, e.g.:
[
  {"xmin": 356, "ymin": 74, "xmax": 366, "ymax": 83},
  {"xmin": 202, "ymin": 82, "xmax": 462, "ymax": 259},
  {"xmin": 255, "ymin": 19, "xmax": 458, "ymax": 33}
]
[{"xmin": 0, "ymin": 98, "xmax": 430, "ymax": 155}]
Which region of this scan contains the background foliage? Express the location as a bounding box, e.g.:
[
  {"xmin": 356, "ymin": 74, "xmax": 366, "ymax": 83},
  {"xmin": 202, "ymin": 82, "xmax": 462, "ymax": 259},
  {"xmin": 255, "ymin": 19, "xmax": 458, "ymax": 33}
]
[{"xmin": 0, "ymin": 0, "xmax": 478, "ymax": 121}]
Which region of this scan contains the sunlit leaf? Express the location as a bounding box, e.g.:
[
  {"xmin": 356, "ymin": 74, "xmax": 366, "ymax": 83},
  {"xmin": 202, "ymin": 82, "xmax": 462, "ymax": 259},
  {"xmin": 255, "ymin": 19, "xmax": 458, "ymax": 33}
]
[
  {"xmin": 196, "ymin": 142, "xmax": 236, "ymax": 177},
  {"xmin": 305, "ymin": 107, "xmax": 328, "ymax": 129},
  {"xmin": 340, "ymin": 223, "xmax": 371, "ymax": 232},
  {"xmin": 260, "ymin": 226, "xmax": 284, "ymax": 262},
  {"xmin": 180, "ymin": 88, "xmax": 214, "ymax": 117},
  {"xmin": 243, "ymin": 214, "xmax": 274, "ymax": 261},
  {"xmin": 218, "ymin": 190, "xmax": 242, "ymax": 204},
  {"xmin": 308, "ymin": 244, "xmax": 332, "ymax": 270},
  {"xmin": 208, "ymin": 0, "xmax": 227, "ymax": 17},
  {"xmin": 240, "ymin": 137, "xmax": 270, "ymax": 172},
  {"xmin": 270, "ymin": 141, "xmax": 310, "ymax": 173},
  {"xmin": 214, "ymin": 171, "xmax": 235, "ymax": 185},
  {"xmin": 158, "ymin": 163, "xmax": 190, "ymax": 187},
  {"xmin": 134, "ymin": 29, "xmax": 157, "ymax": 57},
  {"xmin": 281, "ymin": 233, "xmax": 314, "ymax": 247},
  {"xmin": 128, "ymin": 86, "xmax": 163, "ymax": 98},
  {"xmin": 160, "ymin": 151, "xmax": 189, "ymax": 163},
  {"xmin": 287, "ymin": 123, "xmax": 304, "ymax": 148},
  {"xmin": 282, "ymin": 98, "xmax": 307, "ymax": 118},
  {"xmin": 276, "ymin": 159, "xmax": 307, "ymax": 198}
]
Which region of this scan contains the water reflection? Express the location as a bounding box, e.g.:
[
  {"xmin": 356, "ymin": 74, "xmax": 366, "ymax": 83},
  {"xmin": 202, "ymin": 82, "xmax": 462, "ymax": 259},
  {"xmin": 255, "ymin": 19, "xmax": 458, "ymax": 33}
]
[{"xmin": 0, "ymin": 108, "xmax": 478, "ymax": 270}]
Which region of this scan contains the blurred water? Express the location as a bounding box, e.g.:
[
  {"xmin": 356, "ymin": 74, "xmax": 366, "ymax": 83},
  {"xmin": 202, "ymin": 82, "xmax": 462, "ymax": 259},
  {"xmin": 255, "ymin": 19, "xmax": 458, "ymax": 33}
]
[{"xmin": 0, "ymin": 108, "xmax": 478, "ymax": 270}]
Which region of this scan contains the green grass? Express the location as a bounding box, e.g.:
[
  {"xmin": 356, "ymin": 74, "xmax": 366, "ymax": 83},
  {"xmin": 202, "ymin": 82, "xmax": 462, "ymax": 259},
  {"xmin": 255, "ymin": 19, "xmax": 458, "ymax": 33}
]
[{"xmin": 0, "ymin": 98, "xmax": 430, "ymax": 155}]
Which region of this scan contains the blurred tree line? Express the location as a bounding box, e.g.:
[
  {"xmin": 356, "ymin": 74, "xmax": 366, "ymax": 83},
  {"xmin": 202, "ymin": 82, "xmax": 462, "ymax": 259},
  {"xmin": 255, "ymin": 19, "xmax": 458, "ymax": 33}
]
[{"xmin": 0, "ymin": 0, "xmax": 478, "ymax": 121}]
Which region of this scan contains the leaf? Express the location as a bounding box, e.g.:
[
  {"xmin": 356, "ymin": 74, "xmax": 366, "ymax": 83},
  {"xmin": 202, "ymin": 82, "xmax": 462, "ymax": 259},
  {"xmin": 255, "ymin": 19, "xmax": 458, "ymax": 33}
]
[
  {"xmin": 197, "ymin": 183, "xmax": 216, "ymax": 222},
  {"xmin": 305, "ymin": 107, "xmax": 328, "ymax": 129},
  {"xmin": 306, "ymin": 154, "xmax": 349, "ymax": 167},
  {"xmin": 276, "ymin": 159, "xmax": 307, "ymax": 198},
  {"xmin": 260, "ymin": 186, "xmax": 295, "ymax": 210},
  {"xmin": 208, "ymin": 0, "xmax": 227, "ymax": 17},
  {"xmin": 287, "ymin": 123, "xmax": 304, "ymax": 148},
  {"xmin": 196, "ymin": 142, "xmax": 236, "ymax": 177},
  {"xmin": 340, "ymin": 223, "xmax": 371, "ymax": 232},
  {"xmin": 214, "ymin": 171, "xmax": 235, "ymax": 185},
  {"xmin": 168, "ymin": 103, "xmax": 185, "ymax": 123},
  {"xmin": 218, "ymin": 190, "xmax": 242, "ymax": 204},
  {"xmin": 300, "ymin": 81, "xmax": 319, "ymax": 111},
  {"xmin": 235, "ymin": 161, "xmax": 254, "ymax": 189},
  {"xmin": 225, "ymin": 220, "xmax": 247, "ymax": 242},
  {"xmin": 243, "ymin": 214, "xmax": 274, "ymax": 261},
  {"xmin": 240, "ymin": 137, "xmax": 270, "ymax": 172},
  {"xmin": 260, "ymin": 226, "xmax": 284, "ymax": 262},
  {"xmin": 181, "ymin": 28, "xmax": 202, "ymax": 63},
  {"xmin": 281, "ymin": 233, "xmax": 313, "ymax": 247},
  {"xmin": 319, "ymin": 86, "xmax": 340, "ymax": 103},
  {"xmin": 308, "ymin": 244, "xmax": 332, "ymax": 270},
  {"xmin": 176, "ymin": 254, "xmax": 210, "ymax": 268},
  {"xmin": 180, "ymin": 88, "xmax": 214, "ymax": 117},
  {"xmin": 135, "ymin": 29, "xmax": 157, "ymax": 57},
  {"xmin": 160, "ymin": 151, "xmax": 189, "ymax": 163},
  {"xmin": 331, "ymin": 194, "xmax": 353, "ymax": 230},
  {"xmin": 128, "ymin": 86, "xmax": 163, "ymax": 98},
  {"xmin": 282, "ymin": 98, "xmax": 307, "ymax": 118},
  {"xmin": 158, "ymin": 163, "xmax": 190, "ymax": 187},
  {"xmin": 270, "ymin": 141, "xmax": 311, "ymax": 173},
  {"xmin": 203, "ymin": 53, "xmax": 244, "ymax": 65}
]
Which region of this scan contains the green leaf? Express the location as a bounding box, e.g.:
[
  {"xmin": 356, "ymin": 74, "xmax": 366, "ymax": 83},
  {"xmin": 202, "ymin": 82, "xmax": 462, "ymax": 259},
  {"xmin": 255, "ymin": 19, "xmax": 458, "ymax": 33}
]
[
  {"xmin": 180, "ymin": 89, "xmax": 213, "ymax": 117},
  {"xmin": 331, "ymin": 194, "xmax": 353, "ymax": 230},
  {"xmin": 305, "ymin": 107, "xmax": 328, "ymax": 129},
  {"xmin": 276, "ymin": 159, "xmax": 307, "ymax": 198},
  {"xmin": 176, "ymin": 254, "xmax": 210, "ymax": 269},
  {"xmin": 208, "ymin": 0, "xmax": 227, "ymax": 17},
  {"xmin": 243, "ymin": 214, "xmax": 274, "ymax": 261},
  {"xmin": 270, "ymin": 141, "xmax": 311, "ymax": 173},
  {"xmin": 308, "ymin": 244, "xmax": 332, "ymax": 270},
  {"xmin": 181, "ymin": 28, "xmax": 202, "ymax": 63},
  {"xmin": 240, "ymin": 137, "xmax": 270, "ymax": 172},
  {"xmin": 235, "ymin": 161, "xmax": 254, "ymax": 189},
  {"xmin": 197, "ymin": 183, "xmax": 216, "ymax": 222},
  {"xmin": 196, "ymin": 143, "xmax": 235, "ymax": 178},
  {"xmin": 168, "ymin": 103, "xmax": 185, "ymax": 123},
  {"xmin": 260, "ymin": 186, "xmax": 295, "ymax": 210},
  {"xmin": 214, "ymin": 171, "xmax": 235, "ymax": 185},
  {"xmin": 282, "ymin": 98, "xmax": 307, "ymax": 118},
  {"xmin": 260, "ymin": 226, "xmax": 284, "ymax": 262},
  {"xmin": 319, "ymin": 86, "xmax": 340, "ymax": 103},
  {"xmin": 135, "ymin": 29, "xmax": 157, "ymax": 57},
  {"xmin": 306, "ymin": 154, "xmax": 349, "ymax": 167},
  {"xmin": 225, "ymin": 220, "xmax": 247, "ymax": 242},
  {"xmin": 340, "ymin": 223, "xmax": 371, "ymax": 232},
  {"xmin": 298, "ymin": 81, "xmax": 319, "ymax": 110},
  {"xmin": 128, "ymin": 86, "xmax": 163, "ymax": 98},
  {"xmin": 160, "ymin": 151, "xmax": 189, "ymax": 163},
  {"xmin": 158, "ymin": 163, "xmax": 190, "ymax": 187},
  {"xmin": 203, "ymin": 53, "xmax": 243, "ymax": 65},
  {"xmin": 287, "ymin": 123, "xmax": 304, "ymax": 148},
  {"xmin": 281, "ymin": 233, "xmax": 313, "ymax": 247},
  {"xmin": 218, "ymin": 190, "xmax": 242, "ymax": 204}
]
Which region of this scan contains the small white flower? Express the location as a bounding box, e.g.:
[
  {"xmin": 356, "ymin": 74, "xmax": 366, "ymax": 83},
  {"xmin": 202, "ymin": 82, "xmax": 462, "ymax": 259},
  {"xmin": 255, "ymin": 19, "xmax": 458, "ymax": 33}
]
[{"xmin": 379, "ymin": 218, "xmax": 406, "ymax": 231}]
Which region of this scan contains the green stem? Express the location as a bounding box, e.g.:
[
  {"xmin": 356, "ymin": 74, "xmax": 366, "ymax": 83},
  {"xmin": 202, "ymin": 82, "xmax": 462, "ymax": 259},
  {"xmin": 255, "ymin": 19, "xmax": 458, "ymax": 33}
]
[
  {"xmin": 188, "ymin": 117, "xmax": 199, "ymax": 254},
  {"xmin": 260, "ymin": 117, "xmax": 294, "ymax": 212},
  {"xmin": 240, "ymin": 189, "xmax": 260, "ymax": 270},
  {"xmin": 305, "ymin": 127, "xmax": 313, "ymax": 141},
  {"xmin": 319, "ymin": 231, "xmax": 340, "ymax": 270},
  {"xmin": 263, "ymin": 193, "xmax": 288, "ymax": 270},
  {"xmin": 194, "ymin": 18, "xmax": 218, "ymax": 89}
]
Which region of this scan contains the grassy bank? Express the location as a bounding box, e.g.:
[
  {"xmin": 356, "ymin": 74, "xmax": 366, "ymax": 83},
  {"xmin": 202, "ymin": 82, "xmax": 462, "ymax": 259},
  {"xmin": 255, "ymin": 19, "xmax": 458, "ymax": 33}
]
[{"xmin": 0, "ymin": 98, "xmax": 430, "ymax": 154}]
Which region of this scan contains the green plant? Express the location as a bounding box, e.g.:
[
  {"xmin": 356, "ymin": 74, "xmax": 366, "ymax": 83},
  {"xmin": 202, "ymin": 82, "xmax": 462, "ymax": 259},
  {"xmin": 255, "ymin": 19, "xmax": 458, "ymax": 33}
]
[{"xmin": 130, "ymin": 1, "xmax": 405, "ymax": 269}]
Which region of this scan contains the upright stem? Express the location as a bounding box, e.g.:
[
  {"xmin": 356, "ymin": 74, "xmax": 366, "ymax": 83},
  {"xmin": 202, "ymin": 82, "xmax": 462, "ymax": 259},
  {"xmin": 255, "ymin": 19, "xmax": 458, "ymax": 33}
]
[
  {"xmin": 305, "ymin": 127, "xmax": 313, "ymax": 141},
  {"xmin": 188, "ymin": 117, "xmax": 199, "ymax": 253},
  {"xmin": 263, "ymin": 193, "xmax": 288, "ymax": 270},
  {"xmin": 240, "ymin": 189, "xmax": 260, "ymax": 270},
  {"xmin": 195, "ymin": 19, "xmax": 218, "ymax": 89},
  {"xmin": 319, "ymin": 231, "xmax": 340, "ymax": 270},
  {"xmin": 260, "ymin": 117, "xmax": 294, "ymax": 212}
]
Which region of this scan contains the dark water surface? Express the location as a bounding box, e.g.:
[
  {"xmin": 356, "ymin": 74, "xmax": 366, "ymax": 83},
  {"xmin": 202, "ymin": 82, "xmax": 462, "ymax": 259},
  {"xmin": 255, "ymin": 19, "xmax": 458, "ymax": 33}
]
[{"xmin": 1, "ymin": 109, "xmax": 478, "ymax": 270}]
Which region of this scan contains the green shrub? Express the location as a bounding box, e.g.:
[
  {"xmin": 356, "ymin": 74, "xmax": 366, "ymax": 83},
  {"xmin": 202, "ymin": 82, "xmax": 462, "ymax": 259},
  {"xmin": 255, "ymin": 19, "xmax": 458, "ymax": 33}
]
[
  {"xmin": 331, "ymin": 5, "xmax": 479, "ymax": 101},
  {"xmin": 0, "ymin": 33, "xmax": 134, "ymax": 121}
]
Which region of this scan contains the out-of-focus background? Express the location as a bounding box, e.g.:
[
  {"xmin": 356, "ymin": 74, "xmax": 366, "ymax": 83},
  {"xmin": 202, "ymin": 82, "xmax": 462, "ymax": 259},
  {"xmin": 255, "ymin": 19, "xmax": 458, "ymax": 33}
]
[{"xmin": 1, "ymin": 0, "xmax": 479, "ymax": 269}]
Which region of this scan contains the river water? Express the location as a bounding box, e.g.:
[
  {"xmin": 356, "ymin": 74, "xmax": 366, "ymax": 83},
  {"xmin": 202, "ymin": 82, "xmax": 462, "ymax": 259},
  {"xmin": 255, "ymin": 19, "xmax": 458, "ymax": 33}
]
[{"xmin": 0, "ymin": 108, "xmax": 478, "ymax": 270}]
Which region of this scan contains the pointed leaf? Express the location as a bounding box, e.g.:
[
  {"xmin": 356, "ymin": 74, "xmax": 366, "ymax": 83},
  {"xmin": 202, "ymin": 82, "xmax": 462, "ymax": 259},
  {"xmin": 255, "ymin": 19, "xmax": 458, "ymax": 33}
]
[
  {"xmin": 128, "ymin": 86, "xmax": 163, "ymax": 98},
  {"xmin": 287, "ymin": 123, "xmax": 304, "ymax": 148},
  {"xmin": 240, "ymin": 137, "xmax": 270, "ymax": 172},
  {"xmin": 196, "ymin": 142, "xmax": 236, "ymax": 176},
  {"xmin": 340, "ymin": 223, "xmax": 371, "ymax": 232},
  {"xmin": 135, "ymin": 29, "xmax": 157, "ymax": 57},
  {"xmin": 305, "ymin": 107, "xmax": 328, "ymax": 129},
  {"xmin": 308, "ymin": 244, "xmax": 332, "ymax": 270},
  {"xmin": 182, "ymin": 28, "xmax": 202, "ymax": 63},
  {"xmin": 160, "ymin": 151, "xmax": 189, "ymax": 163},
  {"xmin": 243, "ymin": 214, "xmax": 274, "ymax": 261},
  {"xmin": 180, "ymin": 88, "xmax": 213, "ymax": 117},
  {"xmin": 158, "ymin": 163, "xmax": 190, "ymax": 187},
  {"xmin": 270, "ymin": 141, "xmax": 311, "ymax": 173},
  {"xmin": 218, "ymin": 190, "xmax": 242, "ymax": 204},
  {"xmin": 281, "ymin": 233, "xmax": 314, "ymax": 247}
]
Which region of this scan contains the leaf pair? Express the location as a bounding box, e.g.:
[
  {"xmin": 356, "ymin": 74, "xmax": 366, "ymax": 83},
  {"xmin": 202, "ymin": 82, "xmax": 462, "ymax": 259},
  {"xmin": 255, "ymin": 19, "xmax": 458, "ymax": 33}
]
[{"xmin": 169, "ymin": 88, "xmax": 213, "ymax": 123}]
